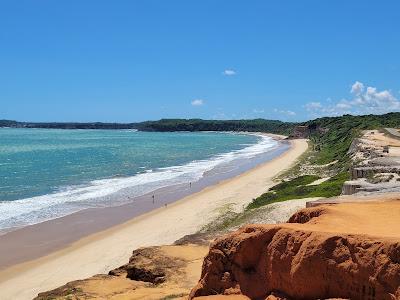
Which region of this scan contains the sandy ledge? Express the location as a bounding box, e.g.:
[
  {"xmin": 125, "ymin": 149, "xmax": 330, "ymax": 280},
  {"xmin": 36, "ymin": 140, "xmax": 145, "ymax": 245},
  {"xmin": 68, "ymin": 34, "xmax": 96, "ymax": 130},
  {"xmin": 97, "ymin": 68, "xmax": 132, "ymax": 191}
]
[{"xmin": 0, "ymin": 138, "xmax": 308, "ymax": 300}]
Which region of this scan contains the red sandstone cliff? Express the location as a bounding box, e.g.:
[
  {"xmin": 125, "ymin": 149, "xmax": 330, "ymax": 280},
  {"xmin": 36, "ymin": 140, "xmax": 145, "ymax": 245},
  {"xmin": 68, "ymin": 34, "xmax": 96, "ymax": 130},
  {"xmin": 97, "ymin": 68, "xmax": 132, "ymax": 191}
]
[
  {"xmin": 34, "ymin": 201, "xmax": 400, "ymax": 299},
  {"xmin": 190, "ymin": 202, "xmax": 400, "ymax": 300}
]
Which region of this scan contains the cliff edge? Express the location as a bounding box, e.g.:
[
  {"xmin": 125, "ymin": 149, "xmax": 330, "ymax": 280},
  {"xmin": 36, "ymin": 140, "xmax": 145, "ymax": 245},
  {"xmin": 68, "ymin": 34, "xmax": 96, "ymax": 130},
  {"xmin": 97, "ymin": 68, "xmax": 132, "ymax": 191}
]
[{"xmin": 190, "ymin": 201, "xmax": 400, "ymax": 300}]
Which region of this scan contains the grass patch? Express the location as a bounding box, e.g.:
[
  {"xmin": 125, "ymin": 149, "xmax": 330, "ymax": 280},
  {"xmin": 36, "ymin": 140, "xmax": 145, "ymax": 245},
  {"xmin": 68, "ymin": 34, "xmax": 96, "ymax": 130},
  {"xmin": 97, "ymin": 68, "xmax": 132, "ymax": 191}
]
[
  {"xmin": 200, "ymin": 205, "xmax": 280, "ymax": 233},
  {"xmin": 270, "ymin": 175, "xmax": 320, "ymax": 191},
  {"xmin": 200, "ymin": 206, "xmax": 240, "ymax": 233},
  {"xmin": 246, "ymin": 173, "xmax": 349, "ymax": 210}
]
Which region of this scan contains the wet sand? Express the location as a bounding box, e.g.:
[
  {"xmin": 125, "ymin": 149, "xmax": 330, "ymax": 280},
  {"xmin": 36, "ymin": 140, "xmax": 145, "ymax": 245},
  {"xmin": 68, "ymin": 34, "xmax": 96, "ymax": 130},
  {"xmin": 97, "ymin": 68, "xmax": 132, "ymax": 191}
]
[
  {"xmin": 0, "ymin": 135, "xmax": 289, "ymax": 269},
  {"xmin": 0, "ymin": 138, "xmax": 308, "ymax": 300}
]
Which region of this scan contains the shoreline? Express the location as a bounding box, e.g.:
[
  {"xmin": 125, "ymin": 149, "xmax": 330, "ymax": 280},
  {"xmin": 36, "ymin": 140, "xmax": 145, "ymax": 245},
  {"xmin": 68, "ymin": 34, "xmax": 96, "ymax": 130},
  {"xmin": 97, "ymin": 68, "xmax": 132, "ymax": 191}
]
[
  {"xmin": 0, "ymin": 133, "xmax": 287, "ymax": 269},
  {"xmin": 0, "ymin": 138, "xmax": 308, "ymax": 300},
  {"xmin": 0, "ymin": 130, "xmax": 279, "ymax": 236}
]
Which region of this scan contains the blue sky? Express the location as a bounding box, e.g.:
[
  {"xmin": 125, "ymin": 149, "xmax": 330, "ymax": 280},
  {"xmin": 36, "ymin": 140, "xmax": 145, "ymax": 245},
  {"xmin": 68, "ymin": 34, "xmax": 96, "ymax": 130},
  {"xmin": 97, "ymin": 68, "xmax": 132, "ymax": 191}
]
[{"xmin": 1, "ymin": 1, "xmax": 400, "ymax": 122}]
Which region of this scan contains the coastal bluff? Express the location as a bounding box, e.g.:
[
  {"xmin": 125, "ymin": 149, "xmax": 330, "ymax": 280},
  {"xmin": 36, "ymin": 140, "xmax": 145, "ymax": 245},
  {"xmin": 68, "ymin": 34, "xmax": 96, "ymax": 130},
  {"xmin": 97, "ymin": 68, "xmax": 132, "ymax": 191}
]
[
  {"xmin": 34, "ymin": 199, "xmax": 400, "ymax": 299},
  {"xmin": 190, "ymin": 201, "xmax": 400, "ymax": 300}
]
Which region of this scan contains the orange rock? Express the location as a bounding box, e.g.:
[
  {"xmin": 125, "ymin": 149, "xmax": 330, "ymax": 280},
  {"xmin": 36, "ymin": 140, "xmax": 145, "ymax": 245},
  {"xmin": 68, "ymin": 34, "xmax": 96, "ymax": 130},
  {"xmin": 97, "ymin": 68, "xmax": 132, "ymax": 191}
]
[{"xmin": 190, "ymin": 201, "xmax": 400, "ymax": 300}]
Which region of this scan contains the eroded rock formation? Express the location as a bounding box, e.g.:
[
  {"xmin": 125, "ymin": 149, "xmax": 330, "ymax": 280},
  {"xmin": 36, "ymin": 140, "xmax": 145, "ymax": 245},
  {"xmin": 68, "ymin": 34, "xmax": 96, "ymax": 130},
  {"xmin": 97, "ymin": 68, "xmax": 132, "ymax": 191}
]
[
  {"xmin": 190, "ymin": 202, "xmax": 400, "ymax": 300},
  {"xmin": 343, "ymin": 130, "xmax": 400, "ymax": 195}
]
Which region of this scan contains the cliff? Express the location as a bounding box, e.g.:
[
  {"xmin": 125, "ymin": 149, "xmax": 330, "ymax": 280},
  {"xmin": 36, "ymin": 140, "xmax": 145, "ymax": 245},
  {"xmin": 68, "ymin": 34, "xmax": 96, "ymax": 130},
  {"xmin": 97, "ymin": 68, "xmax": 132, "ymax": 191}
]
[
  {"xmin": 190, "ymin": 201, "xmax": 400, "ymax": 299},
  {"xmin": 33, "ymin": 200, "xmax": 400, "ymax": 300}
]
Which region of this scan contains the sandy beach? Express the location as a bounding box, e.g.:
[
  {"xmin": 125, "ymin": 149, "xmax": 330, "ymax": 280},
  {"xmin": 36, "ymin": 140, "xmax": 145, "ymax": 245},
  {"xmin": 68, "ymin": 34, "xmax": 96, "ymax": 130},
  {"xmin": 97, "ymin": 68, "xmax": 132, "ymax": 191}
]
[{"xmin": 0, "ymin": 138, "xmax": 308, "ymax": 300}]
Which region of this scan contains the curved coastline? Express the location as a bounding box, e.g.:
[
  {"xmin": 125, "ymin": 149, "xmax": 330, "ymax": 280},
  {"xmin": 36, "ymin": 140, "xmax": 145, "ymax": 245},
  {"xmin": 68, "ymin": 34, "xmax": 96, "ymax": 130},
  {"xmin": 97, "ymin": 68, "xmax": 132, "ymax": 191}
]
[
  {"xmin": 0, "ymin": 131, "xmax": 276, "ymax": 234},
  {"xmin": 0, "ymin": 137, "xmax": 308, "ymax": 300}
]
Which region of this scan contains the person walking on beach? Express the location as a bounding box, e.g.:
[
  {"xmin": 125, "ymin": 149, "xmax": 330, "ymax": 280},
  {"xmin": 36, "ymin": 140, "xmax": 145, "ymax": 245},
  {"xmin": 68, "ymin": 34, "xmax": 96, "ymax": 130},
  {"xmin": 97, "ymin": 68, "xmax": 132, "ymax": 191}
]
[
  {"xmin": 152, "ymin": 194, "xmax": 155, "ymax": 204},
  {"xmin": 189, "ymin": 182, "xmax": 192, "ymax": 188}
]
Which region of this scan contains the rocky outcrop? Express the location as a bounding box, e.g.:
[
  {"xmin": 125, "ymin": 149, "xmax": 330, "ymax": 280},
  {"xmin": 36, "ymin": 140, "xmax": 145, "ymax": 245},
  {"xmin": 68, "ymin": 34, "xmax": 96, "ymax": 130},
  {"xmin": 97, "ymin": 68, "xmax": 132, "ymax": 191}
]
[
  {"xmin": 35, "ymin": 244, "xmax": 208, "ymax": 300},
  {"xmin": 34, "ymin": 199, "xmax": 400, "ymax": 300},
  {"xmin": 190, "ymin": 202, "xmax": 400, "ymax": 300},
  {"xmin": 343, "ymin": 130, "xmax": 400, "ymax": 195},
  {"xmin": 350, "ymin": 166, "xmax": 400, "ymax": 180},
  {"xmin": 289, "ymin": 124, "xmax": 328, "ymax": 139},
  {"xmin": 290, "ymin": 126, "xmax": 311, "ymax": 138}
]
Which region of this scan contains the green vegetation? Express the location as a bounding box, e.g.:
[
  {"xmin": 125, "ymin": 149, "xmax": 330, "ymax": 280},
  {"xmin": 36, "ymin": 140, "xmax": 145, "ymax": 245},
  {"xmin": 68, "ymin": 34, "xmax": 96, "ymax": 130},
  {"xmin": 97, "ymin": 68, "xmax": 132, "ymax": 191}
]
[
  {"xmin": 0, "ymin": 118, "xmax": 295, "ymax": 134},
  {"xmin": 0, "ymin": 119, "xmax": 137, "ymax": 129},
  {"xmin": 304, "ymin": 112, "xmax": 400, "ymax": 165},
  {"xmin": 270, "ymin": 175, "xmax": 320, "ymax": 190},
  {"xmin": 137, "ymin": 118, "xmax": 295, "ymax": 135},
  {"xmin": 246, "ymin": 173, "xmax": 349, "ymax": 210},
  {"xmin": 195, "ymin": 112, "xmax": 400, "ymax": 229},
  {"xmin": 0, "ymin": 120, "xmax": 19, "ymax": 127},
  {"xmin": 4, "ymin": 113, "xmax": 400, "ymax": 162},
  {"xmin": 4, "ymin": 113, "xmax": 400, "ymax": 169},
  {"xmin": 201, "ymin": 173, "xmax": 349, "ymax": 232}
]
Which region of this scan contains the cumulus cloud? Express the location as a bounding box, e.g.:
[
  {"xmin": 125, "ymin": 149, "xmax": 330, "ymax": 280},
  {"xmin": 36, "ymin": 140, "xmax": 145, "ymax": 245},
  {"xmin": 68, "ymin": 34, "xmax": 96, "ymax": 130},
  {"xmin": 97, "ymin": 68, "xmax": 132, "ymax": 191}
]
[
  {"xmin": 223, "ymin": 69, "xmax": 236, "ymax": 76},
  {"xmin": 305, "ymin": 81, "xmax": 400, "ymax": 117},
  {"xmin": 350, "ymin": 81, "xmax": 364, "ymax": 95},
  {"xmin": 253, "ymin": 108, "xmax": 265, "ymax": 113},
  {"xmin": 191, "ymin": 99, "xmax": 204, "ymax": 106}
]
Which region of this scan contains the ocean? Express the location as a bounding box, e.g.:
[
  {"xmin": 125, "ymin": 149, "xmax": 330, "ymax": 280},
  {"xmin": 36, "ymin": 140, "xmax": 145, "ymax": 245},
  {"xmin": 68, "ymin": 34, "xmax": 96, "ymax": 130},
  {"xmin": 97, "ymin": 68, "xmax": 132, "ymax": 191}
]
[{"xmin": 0, "ymin": 128, "xmax": 281, "ymax": 233}]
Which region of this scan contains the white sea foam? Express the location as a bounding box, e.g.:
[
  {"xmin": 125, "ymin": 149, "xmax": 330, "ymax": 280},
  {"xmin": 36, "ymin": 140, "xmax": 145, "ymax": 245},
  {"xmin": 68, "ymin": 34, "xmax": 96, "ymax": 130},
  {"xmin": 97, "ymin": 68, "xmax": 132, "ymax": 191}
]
[{"xmin": 0, "ymin": 134, "xmax": 279, "ymax": 232}]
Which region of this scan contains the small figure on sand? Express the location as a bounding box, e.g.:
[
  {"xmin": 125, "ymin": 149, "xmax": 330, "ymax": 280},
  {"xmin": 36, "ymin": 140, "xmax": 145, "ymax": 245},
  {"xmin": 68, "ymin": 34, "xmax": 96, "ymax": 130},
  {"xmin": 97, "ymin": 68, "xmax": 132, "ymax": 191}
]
[
  {"xmin": 189, "ymin": 182, "xmax": 192, "ymax": 188},
  {"xmin": 152, "ymin": 194, "xmax": 155, "ymax": 204}
]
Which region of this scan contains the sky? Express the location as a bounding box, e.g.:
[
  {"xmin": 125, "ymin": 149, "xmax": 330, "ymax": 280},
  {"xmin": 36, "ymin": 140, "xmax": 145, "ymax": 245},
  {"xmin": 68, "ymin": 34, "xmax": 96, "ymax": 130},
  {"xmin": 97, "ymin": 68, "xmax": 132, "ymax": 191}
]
[{"xmin": 1, "ymin": 1, "xmax": 400, "ymax": 122}]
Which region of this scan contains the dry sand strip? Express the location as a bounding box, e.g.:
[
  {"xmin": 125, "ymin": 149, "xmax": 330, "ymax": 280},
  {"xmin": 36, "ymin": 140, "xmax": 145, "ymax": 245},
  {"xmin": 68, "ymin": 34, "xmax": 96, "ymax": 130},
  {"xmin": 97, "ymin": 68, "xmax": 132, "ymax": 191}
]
[{"xmin": 0, "ymin": 139, "xmax": 308, "ymax": 300}]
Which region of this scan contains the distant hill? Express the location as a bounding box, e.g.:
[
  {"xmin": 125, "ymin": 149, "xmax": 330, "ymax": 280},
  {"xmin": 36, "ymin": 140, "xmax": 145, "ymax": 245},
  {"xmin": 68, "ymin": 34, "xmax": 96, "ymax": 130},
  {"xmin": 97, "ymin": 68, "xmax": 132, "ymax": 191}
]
[
  {"xmin": 0, "ymin": 120, "xmax": 138, "ymax": 130},
  {"xmin": 136, "ymin": 119, "xmax": 295, "ymax": 135},
  {"xmin": 3, "ymin": 113, "xmax": 400, "ymax": 166},
  {"xmin": 0, "ymin": 118, "xmax": 295, "ymax": 134}
]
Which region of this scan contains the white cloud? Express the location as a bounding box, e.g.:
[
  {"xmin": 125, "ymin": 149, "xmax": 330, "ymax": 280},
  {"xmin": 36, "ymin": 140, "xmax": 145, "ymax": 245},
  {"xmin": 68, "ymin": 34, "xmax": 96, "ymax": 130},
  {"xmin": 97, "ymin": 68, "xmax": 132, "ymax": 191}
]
[
  {"xmin": 191, "ymin": 99, "xmax": 204, "ymax": 106},
  {"xmin": 305, "ymin": 102, "xmax": 322, "ymax": 111},
  {"xmin": 286, "ymin": 110, "xmax": 296, "ymax": 116},
  {"xmin": 350, "ymin": 81, "xmax": 364, "ymax": 95},
  {"xmin": 274, "ymin": 108, "xmax": 296, "ymax": 116},
  {"xmin": 253, "ymin": 108, "xmax": 265, "ymax": 113},
  {"xmin": 336, "ymin": 102, "xmax": 351, "ymax": 109},
  {"xmin": 305, "ymin": 81, "xmax": 400, "ymax": 117},
  {"xmin": 223, "ymin": 69, "xmax": 236, "ymax": 76}
]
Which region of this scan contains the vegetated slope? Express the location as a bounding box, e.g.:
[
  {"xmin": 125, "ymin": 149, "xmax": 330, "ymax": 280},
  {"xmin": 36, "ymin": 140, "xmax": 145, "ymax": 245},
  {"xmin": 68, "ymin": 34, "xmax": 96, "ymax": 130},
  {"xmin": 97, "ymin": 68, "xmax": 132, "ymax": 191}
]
[
  {"xmin": 304, "ymin": 112, "xmax": 400, "ymax": 165},
  {"xmin": 136, "ymin": 118, "xmax": 296, "ymax": 135},
  {"xmin": 246, "ymin": 113, "xmax": 400, "ymax": 210},
  {"xmin": 247, "ymin": 173, "xmax": 348, "ymax": 210}
]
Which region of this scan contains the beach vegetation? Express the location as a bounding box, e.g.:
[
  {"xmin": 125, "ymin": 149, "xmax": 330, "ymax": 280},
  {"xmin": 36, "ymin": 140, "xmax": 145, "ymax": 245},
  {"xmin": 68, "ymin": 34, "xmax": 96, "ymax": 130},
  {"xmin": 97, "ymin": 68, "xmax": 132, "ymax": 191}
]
[{"xmin": 246, "ymin": 172, "xmax": 349, "ymax": 210}]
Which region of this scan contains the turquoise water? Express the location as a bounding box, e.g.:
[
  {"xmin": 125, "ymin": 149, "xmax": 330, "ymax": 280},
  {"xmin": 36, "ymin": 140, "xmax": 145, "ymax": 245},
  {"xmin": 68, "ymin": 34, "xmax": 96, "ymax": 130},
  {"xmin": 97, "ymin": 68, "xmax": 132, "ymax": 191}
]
[{"xmin": 0, "ymin": 128, "xmax": 278, "ymax": 231}]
